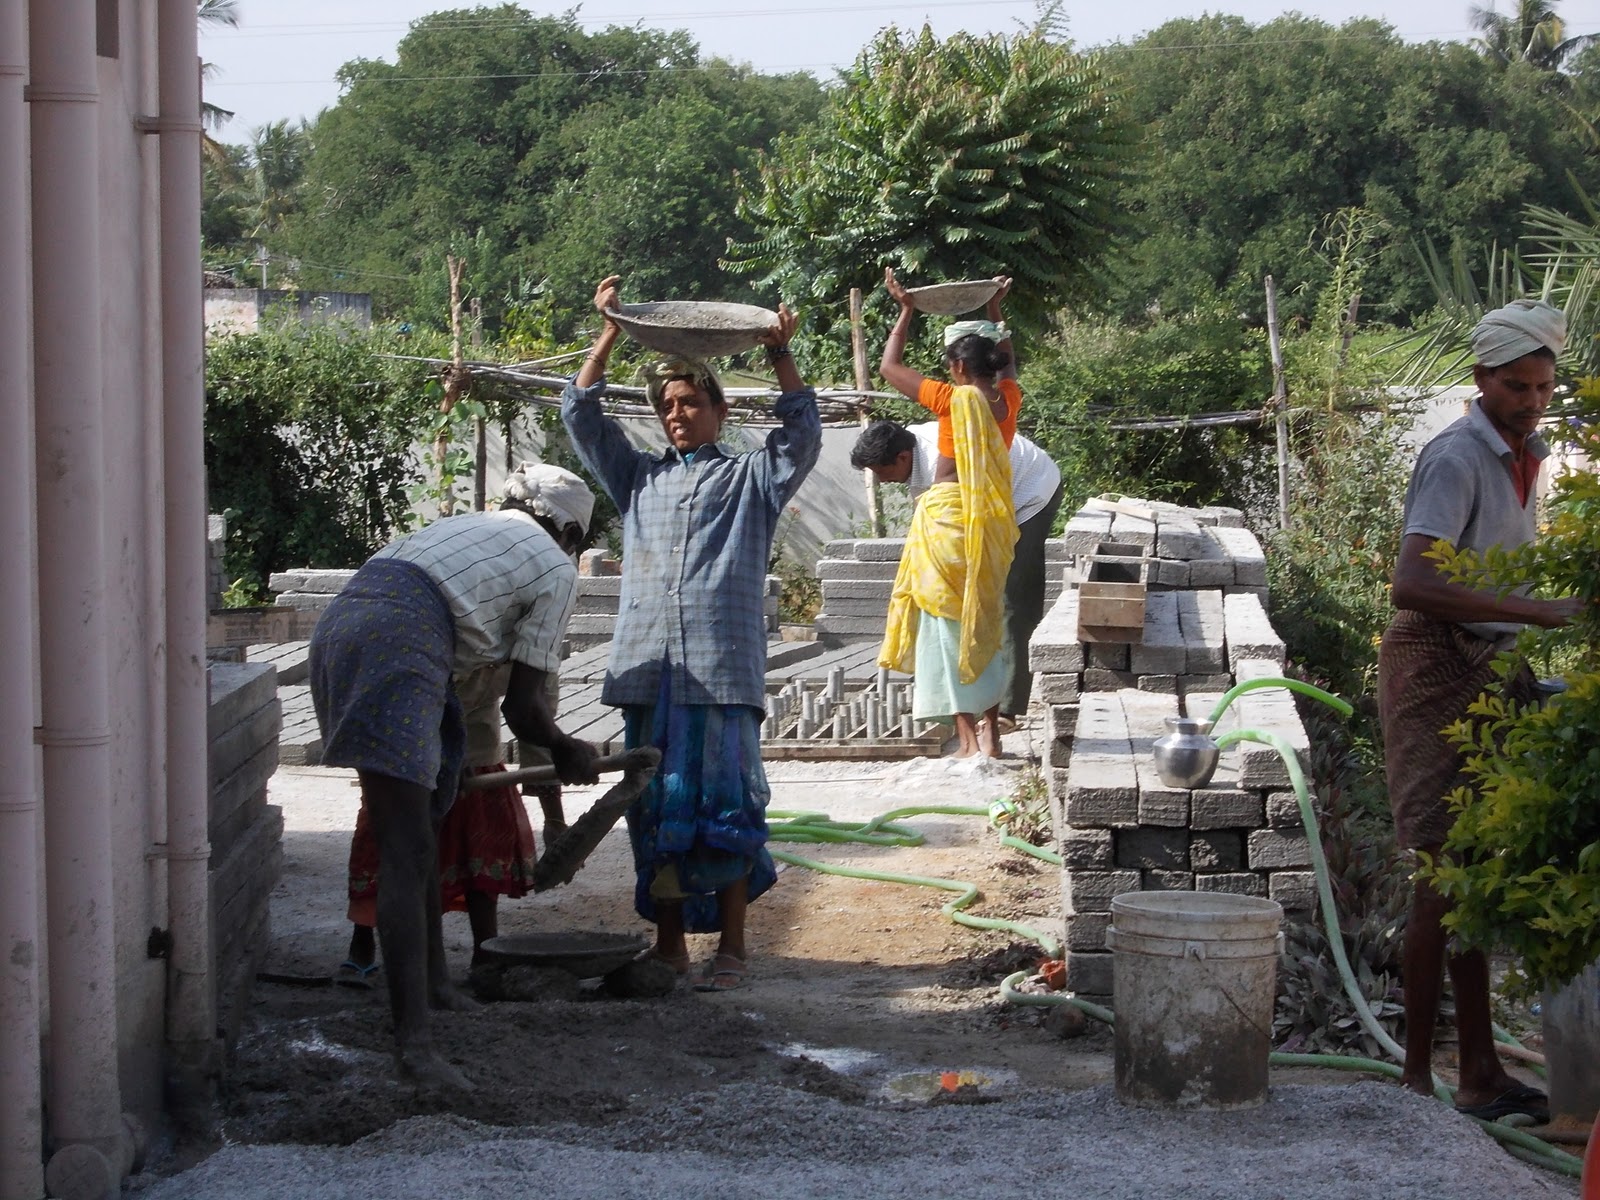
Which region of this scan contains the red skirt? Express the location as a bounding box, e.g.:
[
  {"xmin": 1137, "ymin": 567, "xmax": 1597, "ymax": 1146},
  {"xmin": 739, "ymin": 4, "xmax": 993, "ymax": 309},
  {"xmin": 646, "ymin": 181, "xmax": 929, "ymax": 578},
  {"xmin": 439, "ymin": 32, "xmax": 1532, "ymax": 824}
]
[{"xmin": 347, "ymin": 763, "xmax": 539, "ymax": 924}]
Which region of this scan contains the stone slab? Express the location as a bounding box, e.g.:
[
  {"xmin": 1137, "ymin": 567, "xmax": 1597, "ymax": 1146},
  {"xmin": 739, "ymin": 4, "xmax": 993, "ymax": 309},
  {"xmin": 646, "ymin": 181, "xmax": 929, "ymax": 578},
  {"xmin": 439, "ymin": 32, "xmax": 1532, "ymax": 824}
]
[
  {"xmin": 1176, "ymin": 590, "xmax": 1228, "ymax": 674},
  {"xmin": 817, "ymin": 559, "xmax": 901, "ymax": 581},
  {"xmin": 1224, "ymin": 591, "xmax": 1285, "ymax": 672},
  {"xmin": 854, "ymin": 539, "xmax": 906, "ymax": 562},
  {"xmin": 1194, "ymin": 872, "xmax": 1267, "ymax": 897}
]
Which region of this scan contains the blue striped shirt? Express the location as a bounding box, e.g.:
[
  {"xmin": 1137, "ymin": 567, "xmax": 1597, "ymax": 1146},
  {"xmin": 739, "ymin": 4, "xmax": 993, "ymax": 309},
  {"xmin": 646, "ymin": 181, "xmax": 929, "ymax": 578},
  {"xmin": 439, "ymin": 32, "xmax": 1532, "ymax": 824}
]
[{"xmin": 562, "ymin": 377, "xmax": 821, "ymax": 708}]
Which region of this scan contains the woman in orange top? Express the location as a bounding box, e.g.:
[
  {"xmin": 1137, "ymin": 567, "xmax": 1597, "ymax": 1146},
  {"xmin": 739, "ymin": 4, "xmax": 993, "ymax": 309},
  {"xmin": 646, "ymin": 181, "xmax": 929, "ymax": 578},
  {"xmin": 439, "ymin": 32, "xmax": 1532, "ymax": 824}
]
[{"xmin": 878, "ymin": 268, "xmax": 1019, "ymax": 757}]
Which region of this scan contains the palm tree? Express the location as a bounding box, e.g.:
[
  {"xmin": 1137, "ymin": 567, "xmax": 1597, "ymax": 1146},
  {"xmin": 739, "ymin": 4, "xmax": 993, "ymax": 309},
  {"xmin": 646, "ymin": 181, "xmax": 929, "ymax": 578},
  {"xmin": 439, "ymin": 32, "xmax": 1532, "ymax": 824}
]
[
  {"xmin": 1470, "ymin": 0, "xmax": 1595, "ymax": 71},
  {"xmin": 198, "ymin": 0, "xmax": 240, "ymax": 162}
]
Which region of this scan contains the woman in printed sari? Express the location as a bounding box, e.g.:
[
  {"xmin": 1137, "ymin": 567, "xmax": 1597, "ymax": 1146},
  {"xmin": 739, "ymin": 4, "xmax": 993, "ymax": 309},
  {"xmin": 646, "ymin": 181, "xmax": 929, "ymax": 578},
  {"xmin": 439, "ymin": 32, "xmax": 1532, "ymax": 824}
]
[{"xmin": 876, "ymin": 268, "xmax": 1020, "ymax": 759}]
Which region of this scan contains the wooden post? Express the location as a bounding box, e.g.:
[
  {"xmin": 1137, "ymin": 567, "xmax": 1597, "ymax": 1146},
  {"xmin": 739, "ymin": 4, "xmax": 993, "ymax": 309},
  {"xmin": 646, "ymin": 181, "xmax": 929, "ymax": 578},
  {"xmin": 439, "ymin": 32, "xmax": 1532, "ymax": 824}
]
[
  {"xmin": 849, "ymin": 287, "xmax": 884, "ymax": 538},
  {"xmin": 436, "ymin": 255, "xmax": 466, "ymax": 518},
  {"xmin": 1265, "ymin": 274, "xmax": 1290, "ymax": 531},
  {"xmin": 471, "ymin": 295, "xmax": 487, "ymax": 512},
  {"xmin": 1337, "ymin": 291, "xmax": 1360, "ymax": 372}
]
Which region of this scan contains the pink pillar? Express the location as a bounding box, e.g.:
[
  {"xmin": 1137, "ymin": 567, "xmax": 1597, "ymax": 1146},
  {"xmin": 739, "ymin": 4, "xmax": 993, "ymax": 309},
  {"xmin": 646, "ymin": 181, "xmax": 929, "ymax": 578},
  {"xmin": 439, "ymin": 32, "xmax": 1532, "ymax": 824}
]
[
  {"xmin": 29, "ymin": 0, "xmax": 128, "ymax": 1180},
  {"xmin": 156, "ymin": 0, "xmax": 216, "ymax": 1096},
  {"xmin": 0, "ymin": 0, "xmax": 43, "ymax": 1195}
]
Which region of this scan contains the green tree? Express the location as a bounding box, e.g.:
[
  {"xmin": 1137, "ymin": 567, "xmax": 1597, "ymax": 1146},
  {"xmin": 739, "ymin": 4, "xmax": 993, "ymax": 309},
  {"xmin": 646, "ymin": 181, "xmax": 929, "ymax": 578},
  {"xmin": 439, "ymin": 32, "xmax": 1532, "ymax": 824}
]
[
  {"xmin": 198, "ymin": 0, "xmax": 239, "ymax": 163},
  {"xmin": 1105, "ymin": 15, "xmax": 1600, "ymax": 324},
  {"xmin": 726, "ymin": 23, "xmax": 1140, "ymax": 371},
  {"xmin": 1471, "ymin": 0, "xmax": 1594, "ymax": 70}
]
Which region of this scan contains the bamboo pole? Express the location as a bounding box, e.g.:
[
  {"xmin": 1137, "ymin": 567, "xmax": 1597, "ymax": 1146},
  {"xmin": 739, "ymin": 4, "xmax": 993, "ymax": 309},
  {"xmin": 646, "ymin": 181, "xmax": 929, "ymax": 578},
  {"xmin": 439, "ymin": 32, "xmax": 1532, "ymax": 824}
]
[
  {"xmin": 1265, "ymin": 274, "xmax": 1290, "ymax": 530},
  {"xmin": 471, "ymin": 295, "xmax": 487, "ymax": 511},
  {"xmin": 437, "ymin": 254, "xmax": 467, "ymax": 518},
  {"xmin": 850, "ymin": 287, "xmax": 884, "ymax": 538}
]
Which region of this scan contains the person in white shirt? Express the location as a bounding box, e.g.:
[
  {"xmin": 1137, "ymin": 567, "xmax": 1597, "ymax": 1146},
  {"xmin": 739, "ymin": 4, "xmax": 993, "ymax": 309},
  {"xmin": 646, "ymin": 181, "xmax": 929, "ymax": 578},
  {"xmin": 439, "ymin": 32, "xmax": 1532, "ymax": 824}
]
[
  {"xmin": 308, "ymin": 465, "xmax": 600, "ymax": 1088},
  {"xmin": 851, "ymin": 419, "xmax": 1064, "ymax": 723}
]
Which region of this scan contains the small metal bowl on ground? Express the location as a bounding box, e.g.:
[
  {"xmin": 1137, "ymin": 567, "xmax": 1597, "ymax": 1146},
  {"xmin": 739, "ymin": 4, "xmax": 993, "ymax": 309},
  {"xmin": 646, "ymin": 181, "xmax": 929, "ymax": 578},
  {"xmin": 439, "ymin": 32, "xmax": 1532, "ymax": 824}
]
[
  {"xmin": 605, "ymin": 301, "xmax": 778, "ymax": 358},
  {"xmin": 477, "ymin": 931, "xmax": 648, "ymax": 978},
  {"xmin": 905, "ymin": 280, "xmax": 1002, "ymax": 316}
]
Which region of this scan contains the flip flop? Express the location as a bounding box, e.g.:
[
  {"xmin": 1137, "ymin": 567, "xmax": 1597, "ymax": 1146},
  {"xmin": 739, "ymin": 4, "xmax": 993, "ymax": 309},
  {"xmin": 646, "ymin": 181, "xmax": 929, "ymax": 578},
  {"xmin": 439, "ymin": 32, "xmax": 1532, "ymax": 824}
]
[
  {"xmin": 636, "ymin": 948, "xmax": 691, "ymax": 978},
  {"xmin": 336, "ymin": 959, "xmax": 382, "ymax": 990},
  {"xmin": 1455, "ymin": 1083, "xmax": 1550, "ymax": 1124},
  {"xmin": 693, "ymin": 953, "xmax": 748, "ymax": 993}
]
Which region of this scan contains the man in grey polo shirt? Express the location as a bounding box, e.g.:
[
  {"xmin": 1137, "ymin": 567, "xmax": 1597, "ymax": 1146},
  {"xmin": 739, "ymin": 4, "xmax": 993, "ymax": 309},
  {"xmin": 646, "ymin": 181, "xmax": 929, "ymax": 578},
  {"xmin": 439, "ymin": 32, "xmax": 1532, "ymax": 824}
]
[
  {"xmin": 1378, "ymin": 298, "xmax": 1582, "ymax": 1121},
  {"xmin": 851, "ymin": 419, "xmax": 1064, "ymax": 724}
]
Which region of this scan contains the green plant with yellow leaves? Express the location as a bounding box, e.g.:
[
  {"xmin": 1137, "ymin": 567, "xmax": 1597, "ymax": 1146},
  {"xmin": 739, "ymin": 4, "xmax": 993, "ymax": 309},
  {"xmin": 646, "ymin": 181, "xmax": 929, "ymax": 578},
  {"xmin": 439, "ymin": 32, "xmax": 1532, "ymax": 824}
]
[{"xmin": 1424, "ymin": 374, "xmax": 1600, "ymax": 998}]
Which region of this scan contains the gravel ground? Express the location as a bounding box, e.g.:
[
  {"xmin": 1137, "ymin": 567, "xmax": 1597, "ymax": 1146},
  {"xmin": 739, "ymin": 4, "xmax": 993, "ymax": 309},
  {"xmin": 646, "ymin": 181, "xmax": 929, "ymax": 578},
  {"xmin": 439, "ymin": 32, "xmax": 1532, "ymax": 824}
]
[{"xmin": 132, "ymin": 1081, "xmax": 1576, "ymax": 1199}]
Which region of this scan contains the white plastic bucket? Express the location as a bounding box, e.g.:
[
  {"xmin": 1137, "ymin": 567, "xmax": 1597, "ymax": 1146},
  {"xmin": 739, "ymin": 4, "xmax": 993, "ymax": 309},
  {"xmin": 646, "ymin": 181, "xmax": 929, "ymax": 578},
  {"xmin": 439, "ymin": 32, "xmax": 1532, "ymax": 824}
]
[{"xmin": 1107, "ymin": 890, "xmax": 1284, "ymax": 1110}]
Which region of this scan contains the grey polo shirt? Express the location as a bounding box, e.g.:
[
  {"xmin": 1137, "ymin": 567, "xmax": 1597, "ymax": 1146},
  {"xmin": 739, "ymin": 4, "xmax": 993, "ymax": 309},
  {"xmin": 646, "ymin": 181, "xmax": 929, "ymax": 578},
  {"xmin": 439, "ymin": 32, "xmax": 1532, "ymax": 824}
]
[{"xmin": 1400, "ymin": 398, "xmax": 1548, "ymax": 640}]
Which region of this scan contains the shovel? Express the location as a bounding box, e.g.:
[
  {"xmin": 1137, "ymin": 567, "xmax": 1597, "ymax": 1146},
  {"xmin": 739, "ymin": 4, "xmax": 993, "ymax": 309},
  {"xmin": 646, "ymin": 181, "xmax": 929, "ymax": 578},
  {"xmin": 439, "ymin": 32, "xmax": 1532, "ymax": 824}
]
[{"xmin": 461, "ymin": 747, "xmax": 661, "ymax": 891}]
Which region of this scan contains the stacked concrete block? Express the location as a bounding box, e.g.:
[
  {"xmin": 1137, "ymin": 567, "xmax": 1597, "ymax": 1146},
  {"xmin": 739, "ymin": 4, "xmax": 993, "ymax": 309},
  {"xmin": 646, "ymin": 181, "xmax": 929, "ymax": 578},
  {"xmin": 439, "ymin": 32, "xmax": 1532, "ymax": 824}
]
[
  {"xmin": 1051, "ymin": 685, "xmax": 1314, "ymax": 1003},
  {"xmin": 208, "ymin": 662, "xmax": 284, "ymax": 1046},
  {"xmin": 1030, "ymin": 590, "xmax": 1237, "ymax": 699},
  {"xmin": 1066, "ymin": 499, "xmax": 1264, "ymax": 599},
  {"xmin": 269, "ymin": 568, "xmax": 356, "ymax": 612},
  {"xmin": 814, "ymin": 537, "xmax": 1067, "ymax": 645},
  {"xmin": 207, "ymin": 513, "xmax": 227, "ymax": 612}
]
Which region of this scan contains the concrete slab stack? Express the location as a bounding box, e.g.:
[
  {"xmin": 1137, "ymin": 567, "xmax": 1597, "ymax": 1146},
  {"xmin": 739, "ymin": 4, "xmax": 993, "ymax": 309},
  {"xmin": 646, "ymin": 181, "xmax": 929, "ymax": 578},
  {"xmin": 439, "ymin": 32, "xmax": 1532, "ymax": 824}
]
[
  {"xmin": 814, "ymin": 537, "xmax": 1068, "ymax": 645},
  {"xmin": 1048, "ymin": 668, "xmax": 1314, "ymax": 1003},
  {"xmin": 208, "ymin": 662, "xmax": 284, "ymax": 1044}
]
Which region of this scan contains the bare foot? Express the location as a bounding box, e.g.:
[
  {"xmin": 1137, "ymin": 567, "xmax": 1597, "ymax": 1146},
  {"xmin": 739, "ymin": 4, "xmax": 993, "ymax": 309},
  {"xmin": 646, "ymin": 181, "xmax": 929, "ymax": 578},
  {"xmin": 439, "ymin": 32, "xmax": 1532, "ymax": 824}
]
[
  {"xmin": 396, "ymin": 1046, "xmax": 472, "ymax": 1090},
  {"xmin": 429, "ymin": 981, "xmax": 480, "ymax": 1012}
]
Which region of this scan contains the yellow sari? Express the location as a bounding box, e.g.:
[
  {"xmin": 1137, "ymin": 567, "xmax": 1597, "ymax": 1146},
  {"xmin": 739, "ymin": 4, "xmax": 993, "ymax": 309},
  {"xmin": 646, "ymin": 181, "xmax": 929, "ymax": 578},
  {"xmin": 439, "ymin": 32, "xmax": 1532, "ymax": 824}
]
[{"xmin": 878, "ymin": 384, "xmax": 1017, "ymax": 685}]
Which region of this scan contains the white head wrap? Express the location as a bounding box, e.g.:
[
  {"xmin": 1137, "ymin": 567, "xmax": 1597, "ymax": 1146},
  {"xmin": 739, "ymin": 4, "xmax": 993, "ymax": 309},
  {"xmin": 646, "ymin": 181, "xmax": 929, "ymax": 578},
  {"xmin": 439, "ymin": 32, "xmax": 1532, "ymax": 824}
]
[
  {"xmin": 500, "ymin": 462, "xmax": 594, "ymax": 537},
  {"xmin": 1471, "ymin": 299, "xmax": 1566, "ymax": 368},
  {"xmin": 943, "ymin": 319, "xmax": 1008, "ymax": 348}
]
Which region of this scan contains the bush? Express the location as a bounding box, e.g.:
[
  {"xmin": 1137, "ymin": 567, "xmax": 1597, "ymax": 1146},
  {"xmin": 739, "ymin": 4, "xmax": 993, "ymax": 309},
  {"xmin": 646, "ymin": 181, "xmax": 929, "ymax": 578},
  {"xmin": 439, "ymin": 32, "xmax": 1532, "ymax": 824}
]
[
  {"xmin": 1019, "ymin": 303, "xmax": 1276, "ymax": 516},
  {"xmin": 205, "ymin": 320, "xmax": 437, "ymax": 598}
]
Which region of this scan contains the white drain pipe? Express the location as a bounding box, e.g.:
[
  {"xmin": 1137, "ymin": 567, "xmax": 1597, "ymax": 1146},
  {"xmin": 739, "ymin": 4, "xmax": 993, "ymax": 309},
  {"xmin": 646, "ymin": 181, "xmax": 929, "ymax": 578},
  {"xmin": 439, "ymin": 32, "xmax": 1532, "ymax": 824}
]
[
  {"xmin": 156, "ymin": 0, "xmax": 217, "ymax": 1109},
  {"xmin": 29, "ymin": 0, "xmax": 130, "ymax": 1186},
  {"xmin": 0, "ymin": 0, "xmax": 44, "ymax": 1195}
]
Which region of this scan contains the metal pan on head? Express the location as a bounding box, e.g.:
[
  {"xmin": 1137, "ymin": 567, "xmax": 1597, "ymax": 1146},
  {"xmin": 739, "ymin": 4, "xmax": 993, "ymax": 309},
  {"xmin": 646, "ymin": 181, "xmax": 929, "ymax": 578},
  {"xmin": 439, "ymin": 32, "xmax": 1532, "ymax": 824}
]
[
  {"xmin": 905, "ymin": 280, "xmax": 1002, "ymax": 317},
  {"xmin": 605, "ymin": 301, "xmax": 778, "ymax": 358}
]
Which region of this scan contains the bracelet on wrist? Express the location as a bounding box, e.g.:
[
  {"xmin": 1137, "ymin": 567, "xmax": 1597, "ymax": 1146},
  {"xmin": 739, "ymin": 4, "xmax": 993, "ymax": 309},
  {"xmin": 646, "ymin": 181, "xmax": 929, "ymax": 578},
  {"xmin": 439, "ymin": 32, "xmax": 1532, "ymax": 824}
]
[{"xmin": 765, "ymin": 345, "xmax": 793, "ymax": 362}]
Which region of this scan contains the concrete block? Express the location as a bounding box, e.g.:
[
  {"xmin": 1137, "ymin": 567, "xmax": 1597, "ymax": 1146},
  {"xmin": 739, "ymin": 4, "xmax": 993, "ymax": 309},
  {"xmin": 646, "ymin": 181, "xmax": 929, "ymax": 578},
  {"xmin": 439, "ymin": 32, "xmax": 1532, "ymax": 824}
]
[
  {"xmin": 1188, "ymin": 831, "xmax": 1245, "ymax": 871},
  {"xmin": 1143, "ymin": 870, "xmax": 1195, "ymax": 891},
  {"xmin": 1223, "ymin": 591, "xmax": 1285, "ymax": 672},
  {"xmin": 1265, "ymin": 790, "xmax": 1303, "ymax": 828},
  {"xmin": 1130, "ymin": 591, "xmax": 1186, "ymax": 675},
  {"xmin": 1047, "ymin": 704, "xmax": 1078, "ymax": 743},
  {"xmin": 1063, "ymin": 513, "xmax": 1113, "ymax": 556},
  {"xmin": 1061, "ymin": 827, "xmax": 1114, "ymax": 868},
  {"xmin": 1065, "ymin": 951, "xmax": 1114, "ymax": 996},
  {"xmin": 1155, "ymin": 521, "xmax": 1214, "ymax": 561},
  {"xmin": 245, "ymin": 641, "xmax": 309, "ymax": 686},
  {"xmin": 1086, "ymin": 642, "xmax": 1129, "ymax": 671},
  {"xmin": 1038, "ymin": 674, "xmax": 1081, "ymax": 704},
  {"xmin": 1152, "ymin": 558, "xmax": 1191, "ymax": 588},
  {"xmin": 565, "ymin": 614, "xmax": 619, "ymax": 636},
  {"xmin": 574, "ymin": 593, "xmax": 620, "ymax": 615},
  {"xmin": 578, "ymin": 548, "xmax": 619, "ymax": 576},
  {"xmin": 1176, "ymin": 590, "xmax": 1228, "ymax": 674},
  {"xmin": 854, "ymin": 539, "xmax": 905, "ymax": 562},
  {"xmin": 273, "ymin": 592, "xmax": 336, "ymax": 612},
  {"xmin": 817, "ymin": 558, "xmax": 900, "ymax": 581},
  {"xmin": 1108, "ymin": 512, "xmax": 1156, "ymax": 549},
  {"xmin": 1043, "ymin": 539, "xmax": 1068, "ymax": 560},
  {"xmin": 813, "ymin": 615, "xmax": 886, "ymax": 639},
  {"xmin": 1067, "ymin": 869, "xmax": 1143, "ymax": 912},
  {"xmin": 817, "ymin": 598, "xmax": 891, "ymax": 618},
  {"xmin": 821, "ymin": 579, "xmax": 895, "ymax": 600},
  {"xmin": 1189, "ymin": 786, "xmax": 1264, "ymax": 830},
  {"xmin": 1178, "ymin": 674, "xmax": 1234, "ymax": 696},
  {"xmin": 1187, "ymin": 554, "xmax": 1236, "ymax": 588},
  {"xmin": 209, "ymin": 695, "xmax": 282, "ymax": 787},
  {"xmin": 1194, "ymin": 872, "xmax": 1267, "ymax": 897},
  {"xmin": 1082, "ymin": 668, "xmax": 1138, "ymax": 691},
  {"xmin": 577, "ymin": 576, "xmax": 624, "ymax": 596},
  {"xmin": 1049, "ymin": 738, "xmax": 1074, "ymax": 768},
  {"xmin": 1138, "ymin": 785, "xmax": 1189, "ymax": 826},
  {"xmin": 823, "ymin": 539, "xmax": 857, "ymax": 560},
  {"xmin": 1116, "ymin": 827, "xmax": 1190, "ymax": 871},
  {"xmin": 1030, "ymin": 592, "xmax": 1086, "ymax": 673},
  {"xmin": 270, "ymin": 568, "xmax": 356, "ymax": 594},
  {"xmin": 1270, "ymin": 870, "xmax": 1318, "ymax": 911},
  {"xmin": 207, "ymin": 662, "xmax": 278, "ymax": 741},
  {"xmin": 1201, "ymin": 506, "xmax": 1246, "ymax": 528},
  {"xmin": 1247, "ymin": 829, "xmax": 1312, "ymax": 869},
  {"xmin": 1065, "ymin": 912, "xmax": 1112, "ymax": 953},
  {"xmin": 1211, "ymin": 524, "xmax": 1268, "ymax": 587}
]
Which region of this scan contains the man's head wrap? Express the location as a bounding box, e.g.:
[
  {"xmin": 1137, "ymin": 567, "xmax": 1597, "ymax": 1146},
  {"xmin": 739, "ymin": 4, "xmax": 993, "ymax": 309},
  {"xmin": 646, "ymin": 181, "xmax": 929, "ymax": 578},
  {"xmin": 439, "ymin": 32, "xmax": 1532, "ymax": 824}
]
[
  {"xmin": 641, "ymin": 356, "xmax": 725, "ymax": 411},
  {"xmin": 943, "ymin": 319, "xmax": 1008, "ymax": 348},
  {"xmin": 500, "ymin": 462, "xmax": 594, "ymax": 538},
  {"xmin": 1471, "ymin": 299, "xmax": 1566, "ymax": 368}
]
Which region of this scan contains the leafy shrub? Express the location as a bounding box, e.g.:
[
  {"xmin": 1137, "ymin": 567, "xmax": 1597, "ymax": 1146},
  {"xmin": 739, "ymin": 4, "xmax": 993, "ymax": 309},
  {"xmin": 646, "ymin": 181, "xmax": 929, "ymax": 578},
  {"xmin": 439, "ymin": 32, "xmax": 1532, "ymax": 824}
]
[{"xmin": 205, "ymin": 320, "xmax": 436, "ymax": 597}]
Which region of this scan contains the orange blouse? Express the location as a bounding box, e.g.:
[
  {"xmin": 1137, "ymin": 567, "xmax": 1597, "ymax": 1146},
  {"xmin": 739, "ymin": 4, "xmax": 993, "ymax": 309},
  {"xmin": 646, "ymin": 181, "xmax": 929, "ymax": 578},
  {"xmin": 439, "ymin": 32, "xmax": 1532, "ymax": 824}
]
[{"xmin": 916, "ymin": 378, "xmax": 1022, "ymax": 458}]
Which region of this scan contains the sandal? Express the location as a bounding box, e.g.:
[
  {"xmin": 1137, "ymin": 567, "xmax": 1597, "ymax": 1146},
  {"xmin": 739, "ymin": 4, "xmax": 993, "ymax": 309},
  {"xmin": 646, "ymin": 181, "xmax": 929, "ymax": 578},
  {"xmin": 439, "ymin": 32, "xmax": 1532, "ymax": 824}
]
[
  {"xmin": 336, "ymin": 959, "xmax": 382, "ymax": 990},
  {"xmin": 693, "ymin": 953, "xmax": 748, "ymax": 993}
]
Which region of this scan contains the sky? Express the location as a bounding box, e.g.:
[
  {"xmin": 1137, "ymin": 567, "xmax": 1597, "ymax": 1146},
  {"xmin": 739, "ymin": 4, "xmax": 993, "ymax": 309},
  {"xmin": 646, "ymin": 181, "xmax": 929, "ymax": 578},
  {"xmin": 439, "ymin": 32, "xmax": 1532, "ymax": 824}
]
[{"xmin": 199, "ymin": 0, "xmax": 1600, "ymax": 139}]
